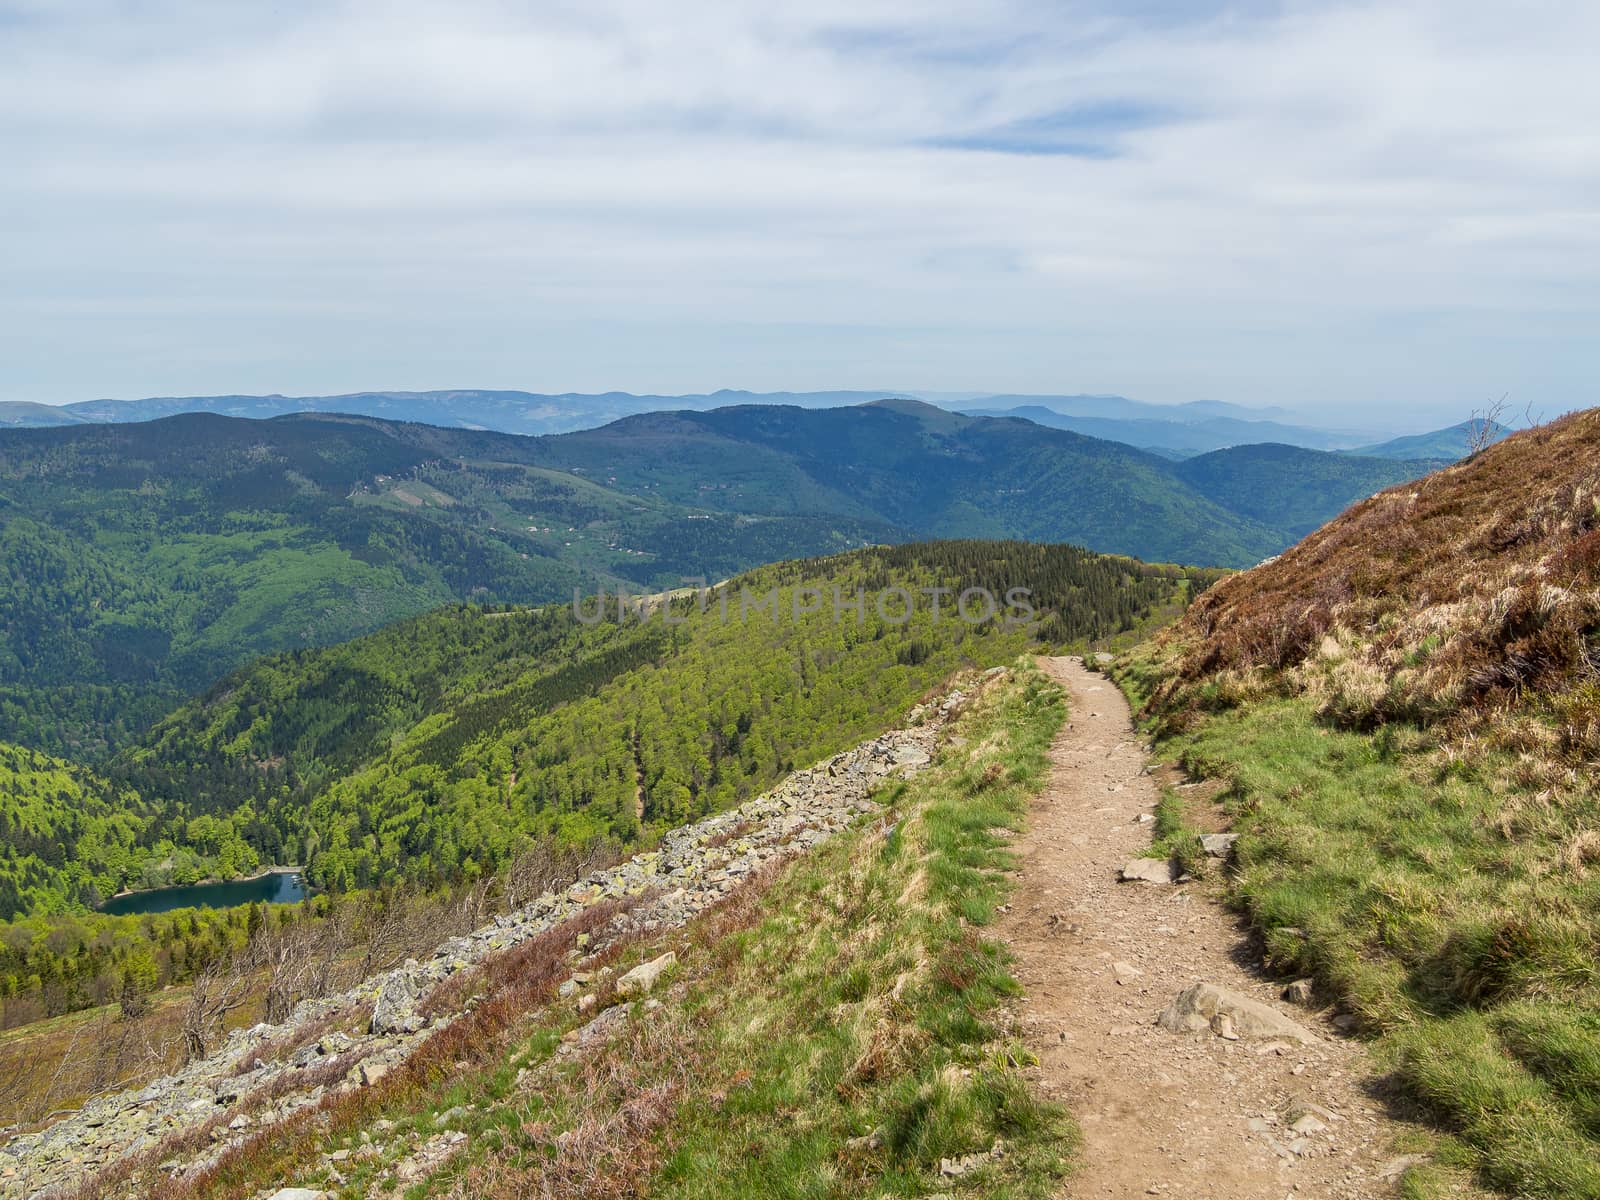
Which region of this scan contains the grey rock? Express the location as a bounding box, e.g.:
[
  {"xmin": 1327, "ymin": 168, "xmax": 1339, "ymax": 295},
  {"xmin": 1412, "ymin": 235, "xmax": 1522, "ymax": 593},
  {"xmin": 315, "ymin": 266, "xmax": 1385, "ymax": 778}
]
[
  {"xmin": 370, "ymin": 970, "xmax": 419, "ymax": 1035},
  {"xmin": 1119, "ymin": 858, "xmax": 1177, "ymax": 884},
  {"xmin": 1157, "ymin": 983, "xmax": 1319, "ymax": 1044},
  {"xmin": 267, "ymin": 1190, "xmax": 327, "ymax": 1200},
  {"xmin": 1281, "ymin": 978, "xmax": 1315, "ymax": 1006},
  {"xmin": 1199, "ymin": 833, "xmax": 1238, "ymax": 858},
  {"xmin": 617, "ymin": 952, "xmax": 677, "ymax": 998}
]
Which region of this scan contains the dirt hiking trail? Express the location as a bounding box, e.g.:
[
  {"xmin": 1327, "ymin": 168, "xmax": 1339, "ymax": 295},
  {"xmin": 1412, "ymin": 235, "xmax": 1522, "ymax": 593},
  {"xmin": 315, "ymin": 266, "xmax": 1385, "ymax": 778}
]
[{"xmin": 1000, "ymin": 656, "xmax": 1427, "ymax": 1199}]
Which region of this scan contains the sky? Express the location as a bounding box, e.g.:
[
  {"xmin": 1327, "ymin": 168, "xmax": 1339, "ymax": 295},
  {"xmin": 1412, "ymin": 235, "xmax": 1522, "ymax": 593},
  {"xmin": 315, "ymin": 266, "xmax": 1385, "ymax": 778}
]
[{"xmin": 3, "ymin": 0, "xmax": 1596, "ymax": 427}]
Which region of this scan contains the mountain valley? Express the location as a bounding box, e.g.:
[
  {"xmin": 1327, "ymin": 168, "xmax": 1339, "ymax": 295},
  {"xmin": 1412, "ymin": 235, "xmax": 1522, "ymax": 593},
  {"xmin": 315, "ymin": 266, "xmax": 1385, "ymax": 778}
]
[{"xmin": 0, "ymin": 404, "xmax": 1592, "ymax": 1200}]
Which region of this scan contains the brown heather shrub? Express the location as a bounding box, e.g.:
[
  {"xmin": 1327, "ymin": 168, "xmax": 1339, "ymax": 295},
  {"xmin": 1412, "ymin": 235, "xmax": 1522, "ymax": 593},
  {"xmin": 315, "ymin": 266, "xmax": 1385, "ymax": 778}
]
[{"xmin": 1147, "ymin": 409, "xmax": 1600, "ymax": 746}]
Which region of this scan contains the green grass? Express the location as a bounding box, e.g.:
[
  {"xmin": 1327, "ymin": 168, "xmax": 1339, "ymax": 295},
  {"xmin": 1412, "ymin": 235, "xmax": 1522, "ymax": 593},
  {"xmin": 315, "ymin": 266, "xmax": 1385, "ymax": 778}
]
[{"xmin": 1110, "ymin": 646, "xmax": 1600, "ymax": 1199}]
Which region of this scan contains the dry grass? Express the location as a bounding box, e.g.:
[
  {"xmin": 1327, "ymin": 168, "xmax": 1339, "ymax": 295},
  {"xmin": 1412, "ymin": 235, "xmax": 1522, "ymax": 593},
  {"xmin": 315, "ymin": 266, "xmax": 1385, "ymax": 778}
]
[
  {"xmin": 0, "ymin": 982, "xmax": 263, "ymax": 1131},
  {"xmin": 1149, "ymin": 409, "xmax": 1600, "ymax": 764}
]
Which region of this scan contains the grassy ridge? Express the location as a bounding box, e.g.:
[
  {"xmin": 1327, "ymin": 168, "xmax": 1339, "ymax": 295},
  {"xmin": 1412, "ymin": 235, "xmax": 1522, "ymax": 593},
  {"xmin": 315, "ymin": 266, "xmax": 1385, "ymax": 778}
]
[
  {"xmin": 1113, "ymin": 414, "xmax": 1600, "ymax": 1196},
  {"xmin": 107, "ymin": 542, "xmax": 1189, "ymax": 900}
]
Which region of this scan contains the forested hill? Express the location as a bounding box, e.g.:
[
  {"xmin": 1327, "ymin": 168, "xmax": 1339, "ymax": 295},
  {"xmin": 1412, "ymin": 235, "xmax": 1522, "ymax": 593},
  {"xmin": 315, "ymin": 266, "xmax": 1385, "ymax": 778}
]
[
  {"xmin": 515, "ymin": 400, "xmax": 1434, "ymax": 560},
  {"xmin": 0, "ymin": 413, "xmax": 897, "ymax": 756},
  {"xmin": 523, "ymin": 400, "xmax": 1285, "ymax": 560},
  {"xmin": 10, "ymin": 541, "xmax": 1201, "ymax": 916},
  {"xmin": 0, "ymin": 403, "xmax": 1425, "ymax": 754},
  {"xmin": 0, "ymin": 743, "xmax": 154, "ymax": 919},
  {"xmin": 1171, "ymin": 443, "xmax": 1449, "ymax": 540}
]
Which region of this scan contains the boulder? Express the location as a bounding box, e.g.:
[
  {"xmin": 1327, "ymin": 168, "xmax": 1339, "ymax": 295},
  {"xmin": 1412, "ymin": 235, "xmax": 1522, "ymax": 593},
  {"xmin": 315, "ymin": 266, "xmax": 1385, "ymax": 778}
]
[
  {"xmin": 1156, "ymin": 983, "xmax": 1318, "ymax": 1044},
  {"xmin": 370, "ymin": 970, "xmax": 419, "ymax": 1035},
  {"xmin": 267, "ymin": 1190, "xmax": 327, "ymax": 1200},
  {"xmin": 891, "ymin": 744, "xmax": 931, "ymax": 767},
  {"xmin": 1119, "ymin": 858, "xmax": 1177, "ymax": 884},
  {"xmin": 1199, "ymin": 833, "xmax": 1239, "ymax": 858},
  {"xmin": 616, "ymin": 951, "xmax": 677, "ymax": 998}
]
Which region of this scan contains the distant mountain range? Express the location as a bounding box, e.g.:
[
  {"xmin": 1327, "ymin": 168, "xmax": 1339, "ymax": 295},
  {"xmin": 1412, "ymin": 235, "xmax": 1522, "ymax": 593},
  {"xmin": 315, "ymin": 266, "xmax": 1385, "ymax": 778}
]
[
  {"xmin": 1, "ymin": 387, "xmax": 1418, "ymax": 449},
  {"xmin": 2, "ymin": 385, "xmax": 1501, "ymax": 462},
  {"xmin": 960, "ymin": 404, "xmax": 1356, "ymax": 456},
  {"xmin": 0, "ymin": 389, "xmax": 905, "ymax": 436}
]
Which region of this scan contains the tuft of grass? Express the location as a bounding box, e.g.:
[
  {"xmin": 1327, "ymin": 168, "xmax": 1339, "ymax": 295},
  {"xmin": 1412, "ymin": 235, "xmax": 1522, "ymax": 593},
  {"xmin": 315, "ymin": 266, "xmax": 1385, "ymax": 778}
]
[{"xmin": 1147, "ymin": 788, "xmax": 1208, "ymax": 879}]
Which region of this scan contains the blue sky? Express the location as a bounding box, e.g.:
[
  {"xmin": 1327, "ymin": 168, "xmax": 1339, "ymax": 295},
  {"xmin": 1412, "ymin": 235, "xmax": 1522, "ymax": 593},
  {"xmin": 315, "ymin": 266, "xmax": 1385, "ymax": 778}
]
[{"xmin": 2, "ymin": 0, "xmax": 1596, "ymax": 427}]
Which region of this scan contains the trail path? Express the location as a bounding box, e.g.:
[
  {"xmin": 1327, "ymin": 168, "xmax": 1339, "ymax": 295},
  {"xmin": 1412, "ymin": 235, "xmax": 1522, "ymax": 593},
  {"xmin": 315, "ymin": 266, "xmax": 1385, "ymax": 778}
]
[{"xmin": 1000, "ymin": 656, "xmax": 1417, "ymax": 1199}]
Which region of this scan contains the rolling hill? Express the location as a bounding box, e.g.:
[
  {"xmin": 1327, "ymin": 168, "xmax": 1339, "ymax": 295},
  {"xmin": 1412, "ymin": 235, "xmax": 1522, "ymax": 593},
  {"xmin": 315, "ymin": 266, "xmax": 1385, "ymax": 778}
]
[
  {"xmin": 0, "ymin": 403, "xmax": 82, "ymax": 428},
  {"xmin": 7, "ymin": 389, "xmax": 903, "ymax": 437},
  {"xmin": 1349, "ymin": 418, "xmax": 1512, "ymax": 459},
  {"xmin": 0, "ymin": 389, "xmax": 1315, "ymax": 438},
  {"xmin": 0, "ymin": 409, "xmax": 1446, "ymax": 755},
  {"xmin": 1171, "ymin": 443, "xmax": 1444, "ymax": 540},
  {"xmin": 0, "ymin": 401, "xmax": 1433, "ymax": 753},
  {"xmin": 0, "ymin": 413, "xmax": 896, "ymax": 755},
  {"xmin": 520, "ymin": 399, "xmax": 1352, "ymax": 561}
]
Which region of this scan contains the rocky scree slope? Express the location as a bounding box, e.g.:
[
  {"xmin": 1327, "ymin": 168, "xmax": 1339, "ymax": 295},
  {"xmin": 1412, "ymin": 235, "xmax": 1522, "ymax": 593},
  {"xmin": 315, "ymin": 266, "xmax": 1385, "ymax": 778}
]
[{"xmin": 2, "ymin": 692, "xmax": 963, "ymax": 1199}]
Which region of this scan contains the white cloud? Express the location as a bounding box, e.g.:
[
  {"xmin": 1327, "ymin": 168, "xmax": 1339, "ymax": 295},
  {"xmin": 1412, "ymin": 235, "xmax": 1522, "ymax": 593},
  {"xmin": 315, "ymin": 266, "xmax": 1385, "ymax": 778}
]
[{"xmin": 1, "ymin": 0, "xmax": 1596, "ymax": 423}]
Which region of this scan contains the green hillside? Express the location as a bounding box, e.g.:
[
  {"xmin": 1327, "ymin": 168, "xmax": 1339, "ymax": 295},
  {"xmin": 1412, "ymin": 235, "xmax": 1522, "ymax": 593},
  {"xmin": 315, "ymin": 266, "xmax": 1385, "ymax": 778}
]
[
  {"xmin": 526, "ymin": 400, "xmax": 1287, "ymax": 562},
  {"xmin": 0, "ymin": 541, "xmax": 1196, "ymax": 1029},
  {"xmin": 1173, "ymin": 443, "xmax": 1440, "ymax": 540},
  {"xmin": 112, "ymin": 542, "xmax": 1195, "ymax": 894},
  {"xmin": 1350, "ymin": 419, "xmax": 1510, "ymax": 460},
  {"xmin": 4, "ymin": 541, "xmax": 1193, "ymax": 920},
  {"xmin": 0, "ymin": 414, "xmax": 894, "ymax": 755},
  {"xmin": 0, "ymin": 743, "xmax": 158, "ymax": 919}
]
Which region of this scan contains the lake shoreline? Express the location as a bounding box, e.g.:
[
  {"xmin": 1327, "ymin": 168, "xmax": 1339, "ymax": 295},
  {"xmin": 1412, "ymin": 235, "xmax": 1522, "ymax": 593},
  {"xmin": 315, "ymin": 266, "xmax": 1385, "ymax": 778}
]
[
  {"xmin": 103, "ymin": 864, "xmax": 306, "ymax": 904},
  {"xmin": 98, "ymin": 868, "xmax": 311, "ymax": 916}
]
